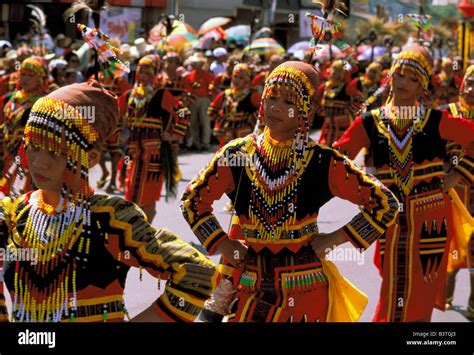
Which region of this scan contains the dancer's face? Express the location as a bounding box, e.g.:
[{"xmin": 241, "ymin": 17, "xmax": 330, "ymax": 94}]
[
  {"xmin": 164, "ymin": 58, "xmax": 179, "ymax": 75},
  {"xmin": 27, "ymin": 142, "xmax": 101, "ymax": 192},
  {"xmin": 367, "ymin": 68, "xmax": 381, "ymax": 82},
  {"xmin": 329, "ymin": 67, "xmax": 344, "ymax": 83},
  {"xmin": 264, "ymin": 85, "xmax": 299, "ymax": 139},
  {"xmin": 391, "ymin": 71, "xmax": 421, "ymax": 103},
  {"xmin": 462, "ymin": 74, "xmax": 474, "ymax": 105},
  {"xmin": 231, "ymin": 70, "xmax": 248, "ymax": 90},
  {"xmin": 27, "ymin": 144, "xmax": 67, "ymax": 192},
  {"xmin": 19, "ymin": 70, "xmax": 41, "ymax": 93}
]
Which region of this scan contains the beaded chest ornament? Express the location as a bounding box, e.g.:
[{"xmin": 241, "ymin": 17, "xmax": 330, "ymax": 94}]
[
  {"xmin": 11, "ymin": 96, "xmax": 99, "ymax": 322},
  {"xmin": 249, "ymin": 65, "xmax": 316, "ymax": 241}
]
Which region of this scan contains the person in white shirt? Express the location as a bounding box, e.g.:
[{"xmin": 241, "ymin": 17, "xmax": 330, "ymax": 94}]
[{"xmin": 210, "ymin": 47, "xmax": 228, "ymax": 77}]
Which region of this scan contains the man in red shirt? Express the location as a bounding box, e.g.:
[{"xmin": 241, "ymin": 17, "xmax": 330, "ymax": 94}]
[{"xmin": 184, "ymin": 52, "xmax": 214, "ymax": 150}]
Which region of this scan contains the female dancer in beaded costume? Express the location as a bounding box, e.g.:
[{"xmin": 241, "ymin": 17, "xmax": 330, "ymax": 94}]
[
  {"xmin": 317, "ymin": 60, "xmax": 363, "ymax": 147},
  {"xmin": 181, "ymin": 61, "xmax": 399, "ymax": 322},
  {"xmin": 123, "ymin": 55, "xmax": 190, "ymax": 222},
  {"xmin": 0, "ymin": 81, "xmax": 216, "ymax": 323},
  {"xmin": 208, "ymin": 64, "xmax": 260, "ymax": 146},
  {"xmin": 350, "ymin": 62, "xmax": 386, "ymax": 113},
  {"xmin": 95, "ymin": 70, "xmax": 132, "ymax": 194},
  {"xmin": 334, "ymin": 45, "xmax": 474, "ymax": 322},
  {"xmin": 440, "ymin": 65, "xmax": 474, "ymax": 319},
  {"xmin": 0, "ymin": 57, "xmax": 48, "ymax": 197}
]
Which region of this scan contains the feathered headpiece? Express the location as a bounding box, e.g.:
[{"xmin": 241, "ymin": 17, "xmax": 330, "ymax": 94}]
[
  {"xmin": 77, "ymin": 24, "xmax": 130, "ymax": 78},
  {"xmin": 306, "ymin": 0, "xmax": 347, "ymax": 52}
]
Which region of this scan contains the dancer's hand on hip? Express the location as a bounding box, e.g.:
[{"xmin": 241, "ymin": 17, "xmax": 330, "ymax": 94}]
[
  {"xmin": 217, "ymin": 237, "xmax": 248, "ymax": 268},
  {"xmin": 443, "ymin": 170, "xmax": 463, "ymax": 191}
]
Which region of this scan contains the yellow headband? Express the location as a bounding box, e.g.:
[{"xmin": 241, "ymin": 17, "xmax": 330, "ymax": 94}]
[{"xmin": 389, "ymin": 50, "xmax": 432, "ymax": 91}]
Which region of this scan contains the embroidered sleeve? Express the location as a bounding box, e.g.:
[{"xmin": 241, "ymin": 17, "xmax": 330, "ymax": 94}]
[
  {"xmin": 346, "ymin": 79, "xmax": 365, "ymax": 117},
  {"xmin": 328, "ymin": 150, "xmax": 400, "ymax": 250},
  {"xmin": 439, "ymin": 111, "xmax": 474, "ymax": 183},
  {"xmin": 207, "ymin": 91, "xmax": 225, "ymax": 122},
  {"xmin": 333, "ymin": 115, "xmax": 371, "ymax": 155},
  {"xmin": 180, "ymin": 141, "xmax": 241, "ymax": 255},
  {"xmin": 93, "ymin": 196, "xmax": 217, "ymax": 322},
  {"xmin": 158, "ymin": 89, "xmax": 191, "ymax": 139},
  {"xmin": 172, "ymin": 104, "xmax": 191, "ymax": 139}
]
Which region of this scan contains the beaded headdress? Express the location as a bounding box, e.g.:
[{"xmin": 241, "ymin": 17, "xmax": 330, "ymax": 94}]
[
  {"xmin": 384, "ymin": 46, "xmax": 433, "ymax": 196},
  {"xmin": 388, "ymin": 48, "xmax": 432, "ymax": 96},
  {"xmin": 25, "ymin": 97, "xmax": 99, "ymax": 205},
  {"xmin": 20, "ymin": 56, "xmax": 48, "ymax": 80},
  {"xmin": 248, "ymin": 62, "xmax": 319, "ymax": 240},
  {"xmin": 232, "ymin": 63, "xmax": 252, "ymax": 81},
  {"xmin": 260, "ymin": 62, "xmax": 317, "ymax": 125},
  {"xmin": 136, "ymin": 54, "xmax": 160, "ymax": 79},
  {"xmin": 25, "ymin": 81, "xmax": 118, "ymax": 204},
  {"xmin": 11, "ymin": 81, "xmax": 118, "ymax": 322},
  {"xmin": 77, "ymin": 24, "xmax": 129, "ymax": 78}
]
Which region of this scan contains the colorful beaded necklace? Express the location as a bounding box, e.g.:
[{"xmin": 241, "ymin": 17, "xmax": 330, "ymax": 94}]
[
  {"xmin": 248, "ymin": 65, "xmax": 315, "ymax": 241},
  {"xmin": 380, "ymin": 49, "xmax": 432, "ymax": 195},
  {"xmin": 11, "ymin": 96, "xmax": 99, "ymax": 321},
  {"xmin": 223, "ymin": 87, "xmax": 250, "ymax": 116},
  {"xmin": 127, "ymin": 83, "xmax": 154, "ymax": 123},
  {"xmin": 379, "ymin": 100, "xmax": 427, "ymax": 195},
  {"xmin": 12, "ymin": 190, "xmax": 84, "ymax": 322}
]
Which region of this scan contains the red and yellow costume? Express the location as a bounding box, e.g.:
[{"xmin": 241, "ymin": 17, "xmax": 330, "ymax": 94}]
[
  {"xmin": 0, "ymin": 57, "xmax": 48, "ymax": 197},
  {"xmin": 334, "ymin": 48, "xmax": 474, "ymax": 322},
  {"xmin": 208, "ymin": 64, "xmax": 260, "ymax": 145},
  {"xmin": 440, "ymin": 66, "xmax": 474, "ymax": 316},
  {"xmin": 181, "ymin": 62, "xmax": 399, "ymax": 322},
  {"xmin": 317, "ymin": 60, "xmax": 363, "ymax": 146},
  {"xmin": 0, "ymin": 81, "xmax": 216, "ymax": 322},
  {"xmin": 124, "ymin": 55, "xmax": 190, "ymax": 205}
]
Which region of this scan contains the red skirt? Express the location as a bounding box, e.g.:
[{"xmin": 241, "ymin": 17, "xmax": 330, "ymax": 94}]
[
  {"xmin": 125, "ymin": 139, "xmax": 165, "ymax": 206},
  {"xmin": 227, "ymin": 261, "xmax": 329, "ymax": 322}
]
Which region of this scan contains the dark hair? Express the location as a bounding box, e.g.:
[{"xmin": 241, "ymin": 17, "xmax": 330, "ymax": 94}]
[
  {"xmin": 51, "ymin": 67, "xmax": 64, "ymax": 80},
  {"xmin": 64, "ymin": 51, "xmax": 79, "ymax": 62},
  {"xmin": 65, "ymin": 69, "xmax": 77, "ymax": 78}
]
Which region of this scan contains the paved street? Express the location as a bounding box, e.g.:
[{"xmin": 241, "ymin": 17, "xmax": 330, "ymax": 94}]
[{"xmin": 2, "ymin": 131, "xmax": 472, "ymax": 322}]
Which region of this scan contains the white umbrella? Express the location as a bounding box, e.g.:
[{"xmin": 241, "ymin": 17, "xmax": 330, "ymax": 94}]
[
  {"xmin": 225, "ymin": 25, "xmax": 251, "ymax": 45},
  {"xmin": 312, "ymin": 44, "xmax": 341, "ymax": 61}
]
